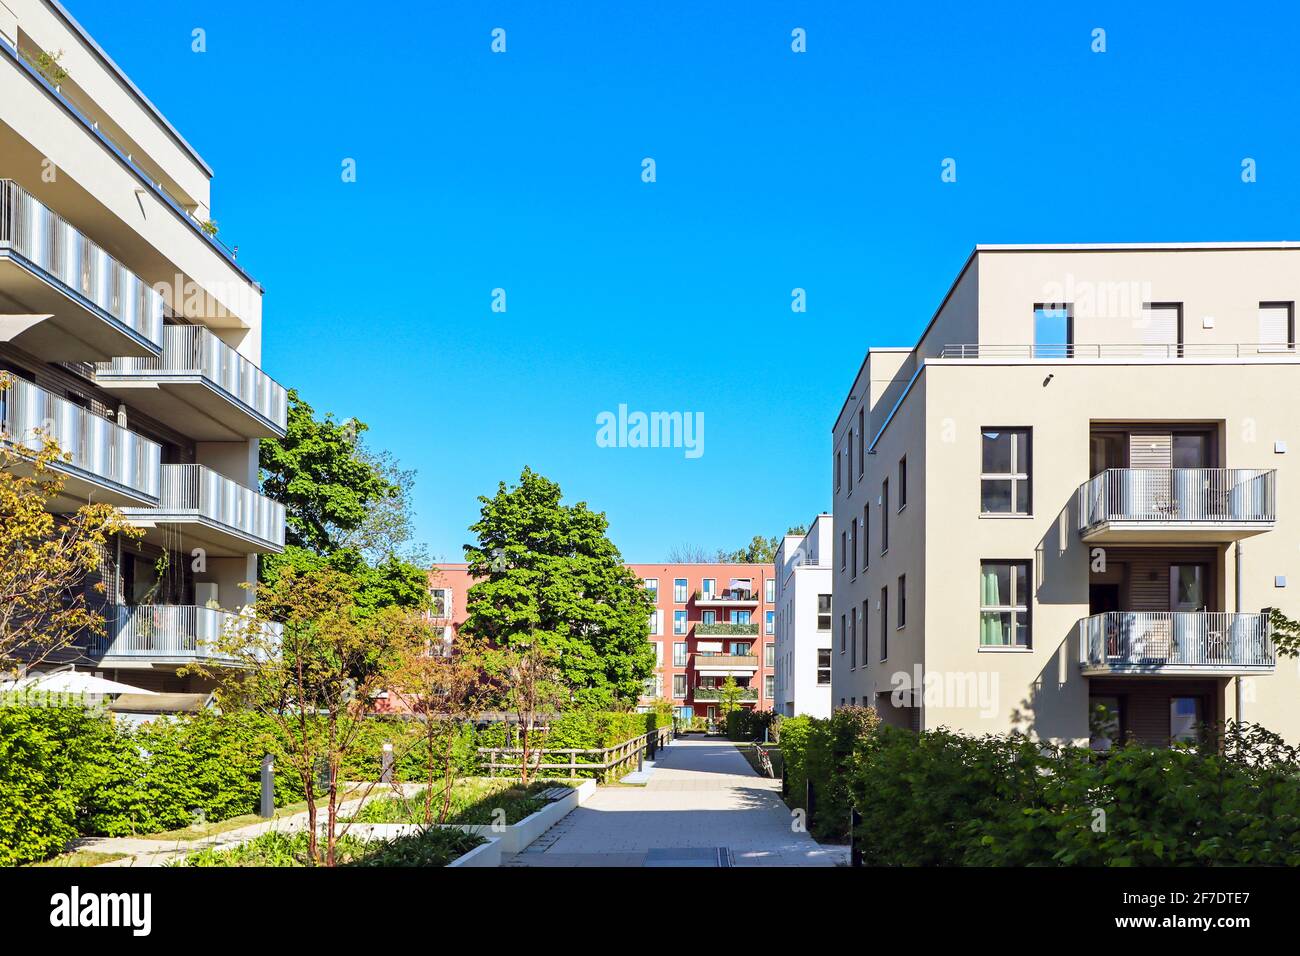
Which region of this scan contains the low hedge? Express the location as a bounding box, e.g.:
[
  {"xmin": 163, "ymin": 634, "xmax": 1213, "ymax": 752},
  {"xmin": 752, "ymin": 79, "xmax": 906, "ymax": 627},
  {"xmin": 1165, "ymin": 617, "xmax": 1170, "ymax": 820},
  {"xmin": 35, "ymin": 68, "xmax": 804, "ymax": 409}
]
[
  {"xmin": 774, "ymin": 706, "xmax": 880, "ymax": 842},
  {"xmin": 847, "ymin": 722, "xmax": 1300, "ymax": 866},
  {"xmin": 725, "ymin": 709, "xmax": 779, "ymax": 741}
]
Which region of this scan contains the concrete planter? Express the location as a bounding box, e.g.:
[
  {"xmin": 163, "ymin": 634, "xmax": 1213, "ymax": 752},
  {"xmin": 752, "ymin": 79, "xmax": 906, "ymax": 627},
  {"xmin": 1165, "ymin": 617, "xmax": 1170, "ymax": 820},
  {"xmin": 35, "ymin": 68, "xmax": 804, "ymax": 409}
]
[{"xmin": 446, "ymin": 837, "xmax": 501, "ymax": 868}]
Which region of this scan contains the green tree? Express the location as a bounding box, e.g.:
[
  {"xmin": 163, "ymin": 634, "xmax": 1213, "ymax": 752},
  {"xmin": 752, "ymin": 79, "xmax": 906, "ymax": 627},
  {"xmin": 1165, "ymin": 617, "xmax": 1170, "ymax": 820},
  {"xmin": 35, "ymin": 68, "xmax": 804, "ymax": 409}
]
[
  {"xmin": 462, "ymin": 468, "xmax": 656, "ymax": 707},
  {"xmin": 716, "ymin": 675, "xmax": 744, "ymax": 718},
  {"xmin": 717, "ymin": 535, "xmax": 781, "ymax": 564}
]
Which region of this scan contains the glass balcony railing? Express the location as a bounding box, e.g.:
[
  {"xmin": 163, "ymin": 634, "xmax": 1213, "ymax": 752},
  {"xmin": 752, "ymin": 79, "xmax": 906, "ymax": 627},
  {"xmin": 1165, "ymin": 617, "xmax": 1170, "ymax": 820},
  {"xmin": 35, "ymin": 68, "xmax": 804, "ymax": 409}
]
[
  {"xmin": 0, "ymin": 376, "xmax": 160, "ymax": 503},
  {"xmin": 124, "ymin": 463, "xmax": 285, "ymax": 552},
  {"xmin": 1078, "ymin": 611, "xmax": 1275, "ymax": 674},
  {"xmin": 95, "ymin": 325, "xmax": 288, "ymax": 435},
  {"xmin": 0, "ymin": 179, "xmax": 164, "ymax": 350}
]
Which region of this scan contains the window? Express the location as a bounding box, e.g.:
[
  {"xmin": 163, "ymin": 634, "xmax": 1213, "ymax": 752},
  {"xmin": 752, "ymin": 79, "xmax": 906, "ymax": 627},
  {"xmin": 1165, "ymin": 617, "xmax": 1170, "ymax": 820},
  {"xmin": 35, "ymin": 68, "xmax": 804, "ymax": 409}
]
[
  {"xmin": 862, "ymin": 504, "xmax": 870, "ymax": 570},
  {"xmin": 858, "ymin": 407, "xmax": 866, "ymax": 477},
  {"xmin": 1170, "ymin": 697, "xmax": 1201, "ymax": 746},
  {"xmin": 979, "ymin": 560, "xmax": 1031, "ymax": 648},
  {"xmin": 673, "ymin": 578, "xmax": 688, "ymax": 603},
  {"xmin": 674, "ymin": 610, "xmax": 687, "ymax": 635},
  {"xmin": 429, "ymin": 588, "xmax": 451, "ymax": 618},
  {"xmin": 1259, "ymin": 301, "xmax": 1295, "ymax": 351},
  {"xmin": 643, "ymin": 577, "xmax": 658, "ymax": 597},
  {"xmin": 1090, "ymin": 696, "xmax": 1121, "ymax": 750},
  {"xmin": 702, "ymin": 578, "xmax": 716, "ymax": 598},
  {"xmin": 898, "ymin": 457, "xmax": 907, "ymax": 510},
  {"xmin": 702, "ymin": 610, "xmax": 716, "ymax": 625},
  {"xmin": 897, "ymin": 575, "xmax": 906, "ymax": 628},
  {"xmin": 849, "ymin": 608, "xmax": 857, "ymax": 669},
  {"xmin": 835, "ymin": 449, "xmax": 842, "ymax": 492},
  {"xmin": 847, "ymin": 430, "xmax": 854, "ymax": 492},
  {"xmin": 981, "ymin": 428, "xmax": 1031, "ymax": 514},
  {"xmin": 673, "ymin": 674, "xmax": 687, "ymax": 698},
  {"xmin": 862, "ymin": 599, "xmax": 869, "ymax": 662},
  {"xmin": 644, "ymin": 675, "xmax": 662, "ymax": 698},
  {"xmin": 817, "ymin": 649, "xmax": 831, "ymax": 684},
  {"xmin": 673, "ymin": 642, "xmax": 687, "ymax": 666},
  {"xmin": 816, "ymin": 594, "xmax": 831, "ymax": 630},
  {"xmin": 850, "ymin": 518, "xmax": 858, "ymax": 578},
  {"xmin": 840, "ymin": 613, "xmax": 846, "ymax": 652},
  {"xmin": 765, "ymin": 579, "xmax": 775, "ymax": 603},
  {"xmin": 765, "ymin": 610, "xmax": 775, "ymax": 635},
  {"xmin": 841, "ymin": 531, "xmax": 847, "ymax": 570},
  {"xmin": 765, "ymin": 675, "xmax": 775, "ymax": 700},
  {"xmin": 879, "ymin": 588, "xmax": 888, "ymax": 660},
  {"xmin": 733, "ymin": 610, "xmax": 752, "ymax": 625},
  {"xmin": 764, "ymin": 643, "xmax": 774, "ymax": 667},
  {"xmin": 649, "ymin": 610, "xmax": 663, "ymax": 636},
  {"xmin": 1033, "ymin": 304, "xmax": 1072, "ymax": 357},
  {"xmin": 1141, "ymin": 302, "xmax": 1183, "ymax": 355},
  {"xmin": 881, "ymin": 480, "xmax": 889, "ymax": 552}
]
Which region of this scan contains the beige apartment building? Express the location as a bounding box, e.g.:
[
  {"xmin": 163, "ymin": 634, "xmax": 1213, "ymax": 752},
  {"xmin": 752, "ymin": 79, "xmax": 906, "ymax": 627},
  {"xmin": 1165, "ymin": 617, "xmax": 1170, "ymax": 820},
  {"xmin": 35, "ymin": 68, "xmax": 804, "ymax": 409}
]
[
  {"xmin": 0, "ymin": 0, "xmax": 285, "ymax": 690},
  {"xmin": 832, "ymin": 243, "xmax": 1300, "ymax": 747}
]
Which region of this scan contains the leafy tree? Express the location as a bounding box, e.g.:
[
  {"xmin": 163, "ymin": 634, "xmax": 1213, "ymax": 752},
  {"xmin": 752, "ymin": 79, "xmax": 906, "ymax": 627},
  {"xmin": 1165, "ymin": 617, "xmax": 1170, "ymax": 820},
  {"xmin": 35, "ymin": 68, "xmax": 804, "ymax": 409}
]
[
  {"xmin": 338, "ymin": 442, "xmax": 428, "ymax": 567},
  {"xmin": 716, "ymin": 675, "xmax": 744, "ymax": 718},
  {"xmin": 261, "ymin": 545, "xmax": 429, "ymax": 617},
  {"xmin": 484, "ymin": 639, "xmax": 567, "ymax": 784},
  {"xmin": 717, "ymin": 535, "xmax": 780, "ymax": 564},
  {"xmin": 259, "ymin": 389, "xmax": 396, "ymax": 555},
  {"xmin": 0, "ymin": 376, "xmax": 141, "ymax": 676},
  {"xmin": 1269, "ymin": 608, "xmax": 1300, "ymax": 658},
  {"xmin": 463, "ymin": 468, "xmax": 656, "ymax": 707}
]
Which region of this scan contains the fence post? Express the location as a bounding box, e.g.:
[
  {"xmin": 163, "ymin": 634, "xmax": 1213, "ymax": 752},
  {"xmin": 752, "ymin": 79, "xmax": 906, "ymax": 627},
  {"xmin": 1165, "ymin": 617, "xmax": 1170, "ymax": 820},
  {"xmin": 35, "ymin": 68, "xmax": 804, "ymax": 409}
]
[
  {"xmin": 849, "ymin": 807, "xmax": 862, "ymax": 867},
  {"xmin": 259, "ymin": 754, "xmax": 274, "ymax": 818}
]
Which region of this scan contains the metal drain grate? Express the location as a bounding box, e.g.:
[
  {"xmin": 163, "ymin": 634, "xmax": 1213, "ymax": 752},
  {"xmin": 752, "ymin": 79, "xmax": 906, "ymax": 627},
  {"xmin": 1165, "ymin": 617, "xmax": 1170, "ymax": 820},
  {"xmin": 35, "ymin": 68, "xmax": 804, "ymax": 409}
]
[{"xmin": 643, "ymin": 847, "xmax": 732, "ymax": 867}]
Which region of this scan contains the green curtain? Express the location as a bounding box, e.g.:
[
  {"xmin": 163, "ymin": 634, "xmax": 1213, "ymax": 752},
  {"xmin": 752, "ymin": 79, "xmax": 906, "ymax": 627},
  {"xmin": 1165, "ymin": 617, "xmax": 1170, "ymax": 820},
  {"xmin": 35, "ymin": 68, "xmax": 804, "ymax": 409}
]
[{"xmin": 980, "ymin": 567, "xmax": 1004, "ymax": 646}]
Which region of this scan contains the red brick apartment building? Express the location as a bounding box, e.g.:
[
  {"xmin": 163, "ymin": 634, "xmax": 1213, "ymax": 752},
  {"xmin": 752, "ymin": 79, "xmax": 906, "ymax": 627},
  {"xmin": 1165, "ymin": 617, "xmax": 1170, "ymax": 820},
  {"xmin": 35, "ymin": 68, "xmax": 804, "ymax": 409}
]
[{"xmin": 427, "ymin": 563, "xmax": 776, "ymax": 721}]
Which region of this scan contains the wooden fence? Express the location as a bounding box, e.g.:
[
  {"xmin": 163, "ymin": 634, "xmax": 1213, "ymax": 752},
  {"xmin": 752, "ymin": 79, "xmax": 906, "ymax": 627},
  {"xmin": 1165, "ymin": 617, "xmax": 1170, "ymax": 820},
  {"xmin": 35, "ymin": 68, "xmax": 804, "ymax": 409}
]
[{"xmin": 478, "ymin": 724, "xmax": 674, "ymax": 783}]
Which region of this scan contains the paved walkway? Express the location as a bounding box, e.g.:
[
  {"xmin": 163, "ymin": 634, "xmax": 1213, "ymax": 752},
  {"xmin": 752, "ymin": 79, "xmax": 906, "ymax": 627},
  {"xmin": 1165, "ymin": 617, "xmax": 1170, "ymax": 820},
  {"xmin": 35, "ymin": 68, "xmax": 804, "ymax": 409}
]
[{"xmin": 505, "ymin": 737, "xmax": 846, "ymax": 867}]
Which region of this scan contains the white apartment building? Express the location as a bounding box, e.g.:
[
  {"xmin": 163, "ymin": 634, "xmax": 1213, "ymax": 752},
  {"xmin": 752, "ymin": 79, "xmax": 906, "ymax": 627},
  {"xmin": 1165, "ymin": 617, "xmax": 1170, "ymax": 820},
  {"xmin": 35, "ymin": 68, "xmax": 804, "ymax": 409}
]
[
  {"xmin": 832, "ymin": 243, "xmax": 1300, "ymax": 747},
  {"xmin": 773, "ymin": 514, "xmax": 833, "ymax": 718},
  {"xmin": 0, "ymin": 1, "xmax": 285, "ymax": 690}
]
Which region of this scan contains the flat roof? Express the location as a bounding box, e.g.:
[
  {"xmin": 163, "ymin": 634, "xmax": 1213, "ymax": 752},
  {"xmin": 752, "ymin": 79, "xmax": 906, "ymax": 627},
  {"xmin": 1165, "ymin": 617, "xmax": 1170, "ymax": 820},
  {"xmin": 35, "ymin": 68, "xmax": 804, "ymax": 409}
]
[{"xmin": 45, "ymin": 0, "xmax": 214, "ymax": 177}]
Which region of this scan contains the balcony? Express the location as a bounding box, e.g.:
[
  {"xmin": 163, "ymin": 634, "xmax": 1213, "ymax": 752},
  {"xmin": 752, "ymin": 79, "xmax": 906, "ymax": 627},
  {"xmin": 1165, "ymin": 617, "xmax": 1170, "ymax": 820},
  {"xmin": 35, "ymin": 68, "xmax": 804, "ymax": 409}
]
[
  {"xmin": 88, "ymin": 604, "xmax": 281, "ymax": 667},
  {"xmin": 693, "ymin": 588, "xmax": 759, "ymax": 607},
  {"xmin": 0, "ymin": 180, "xmax": 163, "ymax": 361},
  {"xmin": 694, "ymin": 622, "xmax": 758, "ymax": 636},
  {"xmin": 94, "ymin": 325, "xmax": 288, "ymax": 439},
  {"xmin": 1078, "ymin": 611, "xmax": 1275, "ymax": 677},
  {"xmin": 940, "ymin": 343, "xmax": 1298, "ymax": 360},
  {"xmin": 1078, "ymin": 468, "xmax": 1276, "ymax": 542},
  {"xmin": 0, "ymin": 376, "xmax": 160, "ymax": 507},
  {"xmin": 692, "ymin": 687, "xmax": 759, "ymax": 703},
  {"xmin": 123, "ymin": 464, "xmax": 285, "ymax": 555}
]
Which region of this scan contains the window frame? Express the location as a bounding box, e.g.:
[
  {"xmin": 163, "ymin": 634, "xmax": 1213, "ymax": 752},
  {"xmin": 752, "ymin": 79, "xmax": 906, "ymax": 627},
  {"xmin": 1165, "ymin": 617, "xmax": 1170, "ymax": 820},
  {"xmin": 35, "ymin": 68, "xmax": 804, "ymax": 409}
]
[
  {"xmin": 978, "ymin": 559, "xmax": 1033, "ymax": 650},
  {"xmin": 880, "ymin": 479, "xmax": 890, "ymax": 553},
  {"xmin": 817, "ymin": 649, "xmax": 831, "ymax": 685},
  {"xmin": 898, "ymin": 456, "xmax": 907, "ymax": 511},
  {"xmin": 897, "ymin": 574, "xmax": 906, "ymax": 629},
  {"xmin": 673, "ymin": 609, "xmax": 688, "ymax": 635},
  {"xmin": 980, "ymin": 427, "xmax": 1033, "ymax": 516},
  {"xmin": 1259, "ymin": 300, "xmax": 1296, "ymax": 351},
  {"xmin": 816, "ymin": 594, "xmax": 831, "ymax": 631}
]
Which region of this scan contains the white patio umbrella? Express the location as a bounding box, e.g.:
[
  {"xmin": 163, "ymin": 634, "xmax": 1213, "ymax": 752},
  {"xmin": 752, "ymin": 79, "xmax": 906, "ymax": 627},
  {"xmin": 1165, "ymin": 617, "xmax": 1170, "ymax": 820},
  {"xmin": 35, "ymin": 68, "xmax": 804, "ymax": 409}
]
[{"xmin": 0, "ymin": 670, "xmax": 157, "ymax": 696}]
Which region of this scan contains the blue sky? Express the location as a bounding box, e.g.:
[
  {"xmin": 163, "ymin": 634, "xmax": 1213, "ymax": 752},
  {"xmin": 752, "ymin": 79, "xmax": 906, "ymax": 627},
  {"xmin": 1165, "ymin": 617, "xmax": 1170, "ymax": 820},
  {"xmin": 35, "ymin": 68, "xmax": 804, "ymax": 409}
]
[{"xmin": 80, "ymin": 1, "xmax": 1300, "ymax": 563}]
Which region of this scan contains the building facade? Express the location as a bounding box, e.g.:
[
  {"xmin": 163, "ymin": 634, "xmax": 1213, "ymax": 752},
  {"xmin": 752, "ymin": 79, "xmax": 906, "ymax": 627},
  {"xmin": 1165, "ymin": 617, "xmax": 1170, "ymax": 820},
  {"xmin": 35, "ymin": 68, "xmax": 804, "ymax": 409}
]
[
  {"xmin": 832, "ymin": 243, "xmax": 1300, "ymax": 746},
  {"xmin": 429, "ymin": 562, "xmax": 777, "ymax": 720},
  {"xmin": 1, "ymin": 1, "xmax": 285, "ymax": 691},
  {"xmin": 773, "ymin": 515, "xmax": 833, "ymax": 718}
]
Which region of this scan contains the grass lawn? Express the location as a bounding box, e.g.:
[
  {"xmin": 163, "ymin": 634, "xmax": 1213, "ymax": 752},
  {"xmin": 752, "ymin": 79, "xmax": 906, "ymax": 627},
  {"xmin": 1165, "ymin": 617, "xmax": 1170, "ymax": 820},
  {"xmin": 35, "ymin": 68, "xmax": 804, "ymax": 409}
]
[
  {"xmin": 349, "ymin": 777, "xmax": 572, "ymax": 826},
  {"xmin": 173, "ymin": 827, "xmax": 484, "ymax": 868},
  {"xmin": 140, "ymin": 787, "xmax": 369, "ymax": 841},
  {"xmin": 735, "ymin": 742, "xmax": 782, "ymax": 778},
  {"xmin": 28, "ymin": 850, "xmax": 128, "ymax": 867}
]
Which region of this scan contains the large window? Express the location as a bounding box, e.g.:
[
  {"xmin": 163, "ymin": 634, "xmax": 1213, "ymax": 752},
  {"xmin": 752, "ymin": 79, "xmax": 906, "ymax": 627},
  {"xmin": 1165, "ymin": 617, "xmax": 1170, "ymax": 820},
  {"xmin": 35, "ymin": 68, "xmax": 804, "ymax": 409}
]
[
  {"xmin": 674, "ymin": 610, "xmax": 687, "ymax": 635},
  {"xmin": 673, "ymin": 642, "xmax": 687, "ymax": 666},
  {"xmin": 733, "ymin": 610, "xmax": 752, "ymax": 625},
  {"xmin": 765, "ymin": 674, "xmax": 775, "ymax": 700},
  {"xmin": 981, "ymin": 428, "xmax": 1031, "ymax": 514},
  {"xmin": 643, "ymin": 577, "xmax": 658, "ymax": 597},
  {"xmin": 702, "ymin": 578, "xmax": 716, "ymax": 598},
  {"xmin": 817, "ymin": 594, "xmax": 831, "ymax": 630},
  {"xmin": 673, "ymin": 578, "xmax": 688, "ymax": 603},
  {"xmin": 649, "ymin": 610, "xmax": 663, "ymax": 636},
  {"xmin": 765, "ymin": 579, "xmax": 775, "ymax": 603},
  {"xmin": 979, "ymin": 560, "xmax": 1031, "ymax": 648},
  {"xmin": 702, "ymin": 610, "xmax": 716, "ymax": 625},
  {"xmin": 1033, "ymin": 304, "xmax": 1072, "ymax": 357},
  {"xmin": 764, "ymin": 643, "xmax": 774, "ymax": 667},
  {"xmin": 817, "ymin": 649, "xmax": 831, "ymax": 685},
  {"xmin": 429, "ymin": 588, "xmax": 451, "ymax": 618},
  {"xmin": 765, "ymin": 610, "xmax": 775, "ymax": 635},
  {"xmin": 673, "ymin": 674, "xmax": 687, "ymax": 698}
]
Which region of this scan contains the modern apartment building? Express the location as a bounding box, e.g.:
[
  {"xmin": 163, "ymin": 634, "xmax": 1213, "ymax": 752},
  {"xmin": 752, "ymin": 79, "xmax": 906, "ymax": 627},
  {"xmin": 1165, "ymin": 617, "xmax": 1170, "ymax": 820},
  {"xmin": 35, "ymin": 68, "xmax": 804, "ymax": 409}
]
[
  {"xmin": 773, "ymin": 515, "xmax": 833, "ymax": 718},
  {"xmin": 428, "ymin": 562, "xmax": 777, "ymax": 720},
  {"xmin": 0, "ymin": 1, "xmax": 285, "ymax": 691},
  {"xmin": 832, "ymin": 243, "xmax": 1300, "ymax": 747}
]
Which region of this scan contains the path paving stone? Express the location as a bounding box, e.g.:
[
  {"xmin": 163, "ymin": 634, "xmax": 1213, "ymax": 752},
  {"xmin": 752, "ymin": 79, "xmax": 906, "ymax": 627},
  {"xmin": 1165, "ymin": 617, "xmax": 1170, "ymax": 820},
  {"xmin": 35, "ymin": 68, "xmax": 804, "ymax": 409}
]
[{"xmin": 504, "ymin": 738, "xmax": 847, "ymax": 867}]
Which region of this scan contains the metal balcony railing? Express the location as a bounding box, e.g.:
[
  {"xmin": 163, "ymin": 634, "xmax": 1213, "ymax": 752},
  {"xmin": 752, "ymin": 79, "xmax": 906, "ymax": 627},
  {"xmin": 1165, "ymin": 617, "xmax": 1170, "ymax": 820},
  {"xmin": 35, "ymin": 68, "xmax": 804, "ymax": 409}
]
[
  {"xmin": 1078, "ymin": 468, "xmax": 1276, "ymax": 529},
  {"xmin": 0, "ymin": 376, "xmax": 160, "ymax": 501},
  {"xmin": 0, "ymin": 179, "xmax": 164, "ymax": 349},
  {"xmin": 91, "ymin": 605, "xmax": 282, "ymax": 664},
  {"xmin": 940, "ymin": 343, "xmax": 1297, "ymax": 360},
  {"xmin": 1078, "ymin": 611, "xmax": 1275, "ymax": 672},
  {"xmin": 124, "ymin": 463, "xmax": 285, "ymax": 550},
  {"xmin": 95, "ymin": 325, "xmax": 288, "ymax": 434}
]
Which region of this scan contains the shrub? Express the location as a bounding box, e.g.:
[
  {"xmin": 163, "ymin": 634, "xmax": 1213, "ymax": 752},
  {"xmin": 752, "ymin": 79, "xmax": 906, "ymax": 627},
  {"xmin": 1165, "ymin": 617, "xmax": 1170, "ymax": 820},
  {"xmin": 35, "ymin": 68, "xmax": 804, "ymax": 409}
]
[{"xmin": 775, "ymin": 706, "xmax": 880, "ymax": 842}]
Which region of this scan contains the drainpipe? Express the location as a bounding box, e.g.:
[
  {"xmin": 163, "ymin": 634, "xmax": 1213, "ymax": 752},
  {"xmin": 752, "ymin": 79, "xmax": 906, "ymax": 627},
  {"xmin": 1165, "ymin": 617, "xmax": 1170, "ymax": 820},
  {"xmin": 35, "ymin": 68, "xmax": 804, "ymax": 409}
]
[{"xmin": 1235, "ymin": 542, "xmax": 1243, "ymax": 736}]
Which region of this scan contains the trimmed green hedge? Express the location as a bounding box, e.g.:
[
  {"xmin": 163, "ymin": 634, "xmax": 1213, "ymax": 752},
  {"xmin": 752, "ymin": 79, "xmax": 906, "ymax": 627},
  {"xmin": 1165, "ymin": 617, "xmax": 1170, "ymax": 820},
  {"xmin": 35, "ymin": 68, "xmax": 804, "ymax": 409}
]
[
  {"xmin": 847, "ymin": 722, "xmax": 1300, "ymax": 866},
  {"xmin": 773, "ymin": 706, "xmax": 879, "ymax": 842},
  {"xmin": 725, "ymin": 708, "xmax": 778, "ymax": 741}
]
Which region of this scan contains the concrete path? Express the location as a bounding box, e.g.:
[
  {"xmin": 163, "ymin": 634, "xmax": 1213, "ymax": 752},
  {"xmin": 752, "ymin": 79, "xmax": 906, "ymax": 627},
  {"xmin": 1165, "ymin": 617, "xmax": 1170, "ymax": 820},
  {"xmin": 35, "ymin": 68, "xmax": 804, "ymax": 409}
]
[{"xmin": 505, "ymin": 737, "xmax": 846, "ymax": 867}]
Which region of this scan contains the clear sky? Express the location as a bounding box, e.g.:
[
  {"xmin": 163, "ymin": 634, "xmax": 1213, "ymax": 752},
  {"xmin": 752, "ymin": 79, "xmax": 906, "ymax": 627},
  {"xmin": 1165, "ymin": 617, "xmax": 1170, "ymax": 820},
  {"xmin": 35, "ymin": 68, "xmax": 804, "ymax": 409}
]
[{"xmin": 78, "ymin": 0, "xmax": 1300, "ymax": 563}]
